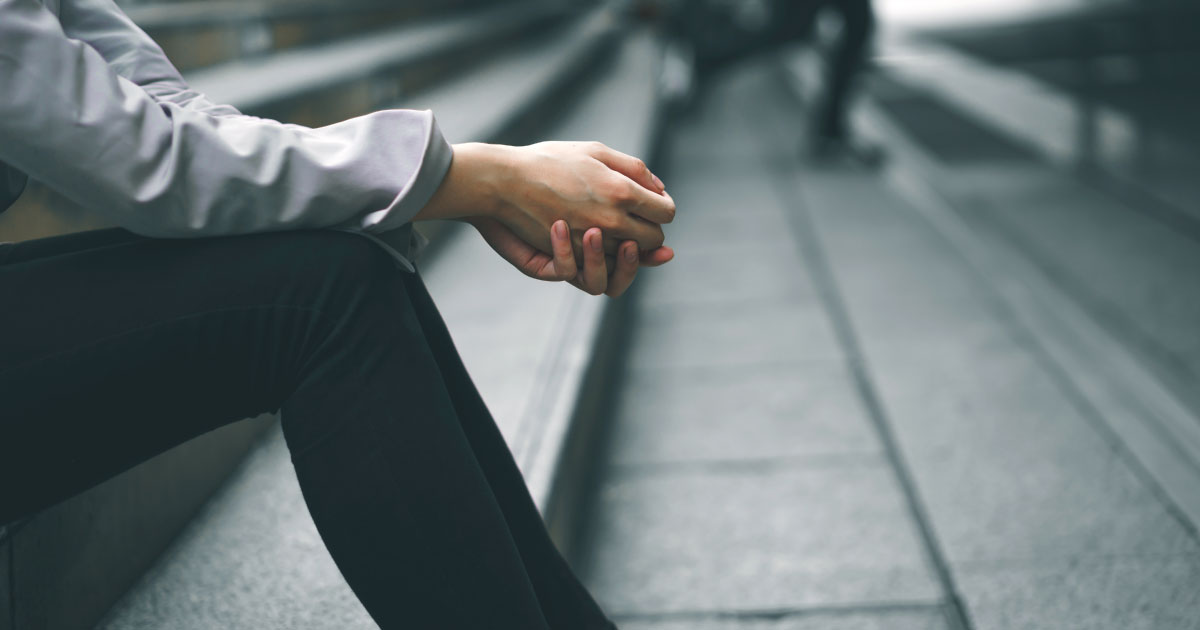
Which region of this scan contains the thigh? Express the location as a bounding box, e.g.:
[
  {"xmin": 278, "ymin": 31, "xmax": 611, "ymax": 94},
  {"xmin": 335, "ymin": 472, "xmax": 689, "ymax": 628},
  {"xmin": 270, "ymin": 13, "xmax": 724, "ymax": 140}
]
[
  {"xmin": 0, "ymin": 227, "xmax": 144, "ymax": 266},
  {"xmin": 0, "ymin": 228, "xmax": 390, "ymax": 522}
]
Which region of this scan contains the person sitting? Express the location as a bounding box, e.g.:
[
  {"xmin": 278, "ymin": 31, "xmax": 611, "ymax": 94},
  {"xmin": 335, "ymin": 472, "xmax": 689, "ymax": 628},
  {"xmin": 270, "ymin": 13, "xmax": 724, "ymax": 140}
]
[{"xmin": 0, "ymin": 0, "xmax": 675, "ymax": 628}]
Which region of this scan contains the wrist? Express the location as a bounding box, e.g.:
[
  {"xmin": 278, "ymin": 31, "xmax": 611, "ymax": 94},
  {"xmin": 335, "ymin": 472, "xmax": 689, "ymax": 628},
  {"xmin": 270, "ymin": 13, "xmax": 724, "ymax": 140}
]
[
  {"xmin": 414, "ymin": 142, "xmax": 517, "ymax": 222},
  {"xmin": 464, "ymin": 142, "xmax": 522, "ymax": 223}
]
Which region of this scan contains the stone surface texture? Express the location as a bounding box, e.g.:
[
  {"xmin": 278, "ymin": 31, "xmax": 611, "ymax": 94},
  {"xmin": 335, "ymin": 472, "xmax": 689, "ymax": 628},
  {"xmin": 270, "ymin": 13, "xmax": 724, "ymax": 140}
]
[
  {"xmin": 578, "ymin": 61, "xmax": 946, "ymax": 625},
  {"xmin": 576, "ymin": 52, "xmax": 1200, "ymax": 630}
]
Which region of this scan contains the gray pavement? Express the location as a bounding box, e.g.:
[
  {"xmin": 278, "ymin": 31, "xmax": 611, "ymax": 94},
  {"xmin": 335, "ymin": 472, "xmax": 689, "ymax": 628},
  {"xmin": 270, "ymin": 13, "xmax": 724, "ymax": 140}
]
[{"xmin": 574, "ymin": 58, "xmax": 1200, "ymax": 629}]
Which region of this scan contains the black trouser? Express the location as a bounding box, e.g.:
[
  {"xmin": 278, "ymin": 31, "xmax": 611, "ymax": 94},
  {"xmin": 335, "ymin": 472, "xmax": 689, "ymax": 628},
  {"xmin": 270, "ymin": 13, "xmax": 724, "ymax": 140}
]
[
  {"xmin": 0, "ymin": 228, "xmax": 614, "ymax": 630},
  {"xmin": 776, "ymin": 0, "xmax": 875, "ymax": 139},
  {"xmin": 813, "ymin": 0, "xmax": 874, "ymax": 139}
]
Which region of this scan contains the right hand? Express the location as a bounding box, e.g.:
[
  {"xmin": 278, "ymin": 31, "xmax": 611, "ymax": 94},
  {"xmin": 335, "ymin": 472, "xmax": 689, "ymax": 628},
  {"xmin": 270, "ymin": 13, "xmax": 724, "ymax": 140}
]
[{"xmin": 472, "ymin": 217, "xmax": 674, "ymax": 297}]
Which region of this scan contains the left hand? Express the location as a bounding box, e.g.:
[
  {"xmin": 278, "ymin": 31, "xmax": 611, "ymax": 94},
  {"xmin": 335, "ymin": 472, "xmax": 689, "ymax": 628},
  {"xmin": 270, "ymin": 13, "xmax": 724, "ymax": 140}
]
[{"xmin": 471, "ymin": 218, "xmax": 673, "ymax": 297}]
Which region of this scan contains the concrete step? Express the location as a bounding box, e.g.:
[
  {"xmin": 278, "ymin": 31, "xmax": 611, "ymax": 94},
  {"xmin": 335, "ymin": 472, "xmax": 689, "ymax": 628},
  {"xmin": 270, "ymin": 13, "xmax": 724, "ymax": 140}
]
[
  {"xmin": 786, "ymin": 41, "xmax": 1200, "ymax": 531},
  {"xmin": 768, "ymin": 46, "xmax": 1200, "ymax": 624},
  {"xmin": 89, "ymin": 23, "xmax": 666, "ymax": 630}
]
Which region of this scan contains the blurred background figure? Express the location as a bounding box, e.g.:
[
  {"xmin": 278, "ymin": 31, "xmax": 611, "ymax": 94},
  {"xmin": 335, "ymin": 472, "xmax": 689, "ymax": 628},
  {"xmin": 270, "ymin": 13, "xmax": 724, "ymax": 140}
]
[
  {"xmin": 663, "ymin": 0, "xmax": 882, "ymax": 165},
  {"xmin": 785, "ymin": 0, "xmax": 883, "ymax": 164}
]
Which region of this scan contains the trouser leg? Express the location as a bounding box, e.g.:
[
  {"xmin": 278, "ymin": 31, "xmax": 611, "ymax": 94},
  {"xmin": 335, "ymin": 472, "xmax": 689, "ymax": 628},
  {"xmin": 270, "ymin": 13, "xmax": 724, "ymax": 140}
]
[
  {"xmin": 814, "ymin": 0, "xmax": 875, "ymax": 139},
  {"xmin": 0, "ymin": 228, "xmax": 612, "ymax": 629},
  {"xmin": 400, "ymin": 271, "xmax": 616, "ymax": 630}
]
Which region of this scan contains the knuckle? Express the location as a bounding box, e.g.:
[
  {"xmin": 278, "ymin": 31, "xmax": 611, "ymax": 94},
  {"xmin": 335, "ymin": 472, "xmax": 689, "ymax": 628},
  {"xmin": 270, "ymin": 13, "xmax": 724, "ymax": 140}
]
[
  {"xmin": 597, "ymin": 213, "xmax": 623, "ymax": 232},
  {"xmin": 648, "ymin": 230, "xmax": 666, "ymax": 250},
  {"xmin": 608, "ymin": 181, "xmax": 637, "ymax": 206}
]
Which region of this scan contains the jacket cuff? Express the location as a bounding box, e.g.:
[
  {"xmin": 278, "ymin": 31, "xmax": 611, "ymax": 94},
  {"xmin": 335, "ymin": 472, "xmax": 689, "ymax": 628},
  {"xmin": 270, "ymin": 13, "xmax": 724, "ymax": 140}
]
[{"xmin": 358, "ymin": 111, "xmax": 453, "ymax": 234}]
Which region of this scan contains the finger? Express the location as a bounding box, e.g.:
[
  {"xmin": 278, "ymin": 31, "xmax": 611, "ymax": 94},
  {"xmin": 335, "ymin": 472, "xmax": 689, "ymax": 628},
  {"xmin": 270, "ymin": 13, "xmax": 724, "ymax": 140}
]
[
  {"xmin": 588, "ymin": 142, "xmax": 664, "ymax": 194},
  {"xmin": 606, "ymin": 241, "xmax": 640, "ymax": 297},
  {"xmin": 622, "ymin": 182, "xmax": 677, "ymax": 226},
  {"xmin": 570, "ymin": 230, "xmax": 620, "ymax": 268},
  {"xmin": 475, "ymin": 218, "xmax": 551, "ymax": 279},
  {"xmin": 640, "ymin": 245, "xmax": 675, "ymax": 267},
  {"xmin": 549, "ymin": 220, "xmax": 577, "ymax": 281},
  {"xmin": 580, "ymin": 228, "xmax": 608, "ymax": 295},
  {"xmin": 616, "ymin": 215, "xmax": 667, "ymax": 252}
]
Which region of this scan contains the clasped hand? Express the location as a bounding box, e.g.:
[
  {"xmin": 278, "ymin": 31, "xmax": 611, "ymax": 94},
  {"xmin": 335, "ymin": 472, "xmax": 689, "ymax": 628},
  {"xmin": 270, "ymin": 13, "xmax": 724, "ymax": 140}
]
[{"xmin": 414, "ymin": 141, "xmax": 675, "ymax": 297}]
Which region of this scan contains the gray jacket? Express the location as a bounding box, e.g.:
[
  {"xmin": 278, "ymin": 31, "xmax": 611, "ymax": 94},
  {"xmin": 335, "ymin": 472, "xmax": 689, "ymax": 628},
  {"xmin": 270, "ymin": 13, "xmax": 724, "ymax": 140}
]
[{"xmin": 0, "ymin": 0, "xmax": 453, "ymax": 267}]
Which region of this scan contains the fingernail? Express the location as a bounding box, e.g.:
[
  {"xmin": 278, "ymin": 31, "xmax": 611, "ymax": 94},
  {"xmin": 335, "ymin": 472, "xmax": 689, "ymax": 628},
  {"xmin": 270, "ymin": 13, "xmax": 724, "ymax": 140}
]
[
  {"xmin": 554, "ymin": 221, "xmax": 566, "ymax": 239},
  {"xmin": 590, "ymin": 233, "xmax": 602, "ymax": 252},
  {"xmin": 652, "ymin": 174, "xmax": 665, "ymax": 191},
  {"xmin": 624, "ymin": 245, "xmax": 637, "ymax": 263}
]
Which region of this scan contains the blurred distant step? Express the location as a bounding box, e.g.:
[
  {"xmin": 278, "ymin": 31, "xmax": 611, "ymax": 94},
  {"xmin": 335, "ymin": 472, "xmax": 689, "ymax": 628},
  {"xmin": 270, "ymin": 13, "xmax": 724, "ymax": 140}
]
[
  {"xmin": 920, "ymin": 1, "xmax": 1200, "ymax": 63},
  {"xmin": 187, "ymin": 0, "xmax": 569, "ymax": 126},
  {"xmin": 869, "ymin": 35, "xmax": 1200, "ymax": 226},
  {"xmin": 92, "ymin": 23, "xmax": 668, "ymax": 630},
  {"xmin": 126, "ymin": 0, "xmax": 529, "ymax": 72}
]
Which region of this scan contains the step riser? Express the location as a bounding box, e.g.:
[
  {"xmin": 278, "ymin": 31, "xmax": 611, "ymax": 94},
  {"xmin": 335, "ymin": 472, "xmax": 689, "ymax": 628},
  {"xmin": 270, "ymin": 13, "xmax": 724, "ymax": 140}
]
[{"xmin": 0, "ymin": 416, "xmax": 273, "ymax": 630}]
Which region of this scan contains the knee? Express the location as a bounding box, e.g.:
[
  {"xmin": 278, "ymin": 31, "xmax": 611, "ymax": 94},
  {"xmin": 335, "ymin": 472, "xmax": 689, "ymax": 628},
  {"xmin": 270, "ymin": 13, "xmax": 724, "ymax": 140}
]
[
  {"xmin": 272, "ymin": 230, "xmax": 394, "ymax": 284},
  {"xmin": 220, "ymin": 229, "xmax": 411, "ymax": 340},
  {"xmin": 269, "ymin": 230, "xmax": 401, "ymax": 299}
]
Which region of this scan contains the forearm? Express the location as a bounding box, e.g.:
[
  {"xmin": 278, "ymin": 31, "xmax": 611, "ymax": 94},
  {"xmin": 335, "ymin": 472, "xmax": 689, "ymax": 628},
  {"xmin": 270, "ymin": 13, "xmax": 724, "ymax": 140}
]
[{"xmin": 0, "ymin": 0, "xmax": 451, "ymax": 238}]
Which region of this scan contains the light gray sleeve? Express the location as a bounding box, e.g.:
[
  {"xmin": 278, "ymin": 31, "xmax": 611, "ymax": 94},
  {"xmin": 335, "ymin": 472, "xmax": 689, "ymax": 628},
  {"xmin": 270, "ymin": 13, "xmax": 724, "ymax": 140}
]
[{"xmin": 0, "ymin": 0, "xmax": 452, "ymax": 238}]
